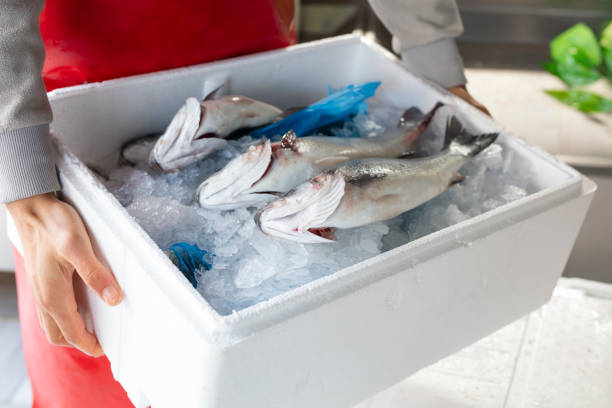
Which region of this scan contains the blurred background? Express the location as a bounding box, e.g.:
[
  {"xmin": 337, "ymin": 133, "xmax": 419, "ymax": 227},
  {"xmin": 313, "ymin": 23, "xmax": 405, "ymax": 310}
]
[
  {"xmin": 297, "ymin": 0, "xmax": 612, "ymax": 69},
  {"xmin": 296, "ymin": 0, "xmax": 612, "ymax": 283}
]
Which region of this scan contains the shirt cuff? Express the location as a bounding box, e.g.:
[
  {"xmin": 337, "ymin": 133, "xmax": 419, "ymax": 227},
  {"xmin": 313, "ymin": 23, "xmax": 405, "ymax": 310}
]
[
  {"xmin": 400, "ymin": 38, "xmax": 467, "ymax": 89},
  {"xmin": 0, "ymin": 124, "xmax": 61, "ymax": 203}
]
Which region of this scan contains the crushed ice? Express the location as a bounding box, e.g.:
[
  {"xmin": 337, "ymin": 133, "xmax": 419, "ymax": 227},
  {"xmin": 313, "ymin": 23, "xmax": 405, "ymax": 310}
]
[{"xmin": 102, "ymin": 101, "xmax": 535, "ymax": 315}]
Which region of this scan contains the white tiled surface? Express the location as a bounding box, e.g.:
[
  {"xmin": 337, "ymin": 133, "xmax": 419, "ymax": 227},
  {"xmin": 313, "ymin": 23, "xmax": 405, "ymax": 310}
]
[{"xmin": 1, "ymin": 277, "xmax": 612, "ymax": 408}]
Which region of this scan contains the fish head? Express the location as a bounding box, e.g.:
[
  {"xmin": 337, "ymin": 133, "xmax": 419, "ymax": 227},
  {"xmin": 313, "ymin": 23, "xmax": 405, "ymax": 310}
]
[
  {"xmin": 150, "ymin": 97, "xmax": 228, "ymax": 171},
  {"xmin": 255, "ymin": 171, "xmax": 346, "ymax": 244},
  {"xmin": 197, "ymin": 140, "xmax": 278, "ymax": 210}
]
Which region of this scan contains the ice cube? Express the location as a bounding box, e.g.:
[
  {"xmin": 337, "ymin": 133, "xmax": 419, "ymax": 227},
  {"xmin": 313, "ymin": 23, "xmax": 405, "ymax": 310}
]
[
  {"xmin": 445, "ymin": 204, "xmax": 469, "ymax": 225},
  {"xmin": 482, "ymin": 199, "xmax": 503, "ymax": 212},
  {"xmin": 234, "ymin": 257, "xmax": 276, "ymax": 289},
  {"xmin": 501, "ymin": 185, "xmax": 527, "ymax": 203},
  {"xmin": 480, "ymin": 143, "xmax": 504, "ymax": 171},
  {"xmin": 360, "ymin": 236, "xmax": 379, "ymax": 254}
]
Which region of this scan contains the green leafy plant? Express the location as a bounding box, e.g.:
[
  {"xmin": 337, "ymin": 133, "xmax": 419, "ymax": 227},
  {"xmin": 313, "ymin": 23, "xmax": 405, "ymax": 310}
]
[
  {"xmin": 545, "ymin": 21, "xmax": 612, "ymax": 113},
  {"xmin": 602, "ymin": 22, "xmax": 612, "ymax": 78},
  {"xmin": 545, "ymin": 89, "xmax": 612, "ymax": 113}
]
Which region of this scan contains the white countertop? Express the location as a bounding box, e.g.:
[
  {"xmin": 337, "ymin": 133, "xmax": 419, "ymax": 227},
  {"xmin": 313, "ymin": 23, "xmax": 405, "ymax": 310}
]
[{"xmin": 465, "ymin": 69, "xmax": 612, "ymax": 168}]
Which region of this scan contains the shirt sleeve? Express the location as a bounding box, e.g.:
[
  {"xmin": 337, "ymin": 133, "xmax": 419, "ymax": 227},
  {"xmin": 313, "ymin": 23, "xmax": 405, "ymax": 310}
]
[
  {"xmin": 0, "ymin": 0, "xmax": 60, "ymax": 203},
  {"xmin": 367, "ymin": 0, "xmax": 467, "ymax": 88}
]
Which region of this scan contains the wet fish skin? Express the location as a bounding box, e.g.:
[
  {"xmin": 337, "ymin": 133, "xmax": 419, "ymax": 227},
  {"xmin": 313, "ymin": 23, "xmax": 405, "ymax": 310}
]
[
  {"xmin": 256, "ymin": 116, "xmax": 499, "ymax": 243},
  {"xmin": 197, "ymin": 103, "xmax": 443, "ymax": 210},
  {"xmin": 149, "ymin": 95, "xmax": 282, "ymax": 172}
]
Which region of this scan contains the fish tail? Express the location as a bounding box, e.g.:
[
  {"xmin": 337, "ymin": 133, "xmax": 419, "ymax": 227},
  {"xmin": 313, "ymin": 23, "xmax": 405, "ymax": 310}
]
[
  {"xmin": 443, "ymin": 116, "xmax": 498, "ymax": 157},
  {"xmin": 398, "ymin": 102, "xmax": 444, "ymax": 153},
  {"xmin": 399, "ymin": 102, "xmax": 444, "ymax": 131},
  {"xmin": 418, "ymin": 102, "xmax": 444, "ymax": 132}
]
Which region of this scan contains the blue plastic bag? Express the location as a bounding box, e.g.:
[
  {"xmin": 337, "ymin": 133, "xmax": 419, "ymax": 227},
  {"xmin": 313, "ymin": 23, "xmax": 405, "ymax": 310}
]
[
  {"xmin": 164, "ymin": 243, "xmax": 213, "ymax": 288},
  {"xmin": 250, "ymin": 81, "xmax": 381, "ymax": 139}
]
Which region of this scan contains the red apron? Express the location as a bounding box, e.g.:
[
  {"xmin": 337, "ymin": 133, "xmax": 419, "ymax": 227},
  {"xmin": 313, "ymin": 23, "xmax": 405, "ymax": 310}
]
[
  {"xmin": 16, "ymin": 1, "xmax": 294, "ymax": 407},
  {"xmin": 41, "ymin": 0, "xmax": 295, "ymax": 90}
]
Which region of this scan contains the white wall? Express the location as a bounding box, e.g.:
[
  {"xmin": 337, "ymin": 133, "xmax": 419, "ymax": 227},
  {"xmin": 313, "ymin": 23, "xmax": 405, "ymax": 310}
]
[{"xmin": 0, "ymin": 210, "xmax": 15, "ymax": 272}]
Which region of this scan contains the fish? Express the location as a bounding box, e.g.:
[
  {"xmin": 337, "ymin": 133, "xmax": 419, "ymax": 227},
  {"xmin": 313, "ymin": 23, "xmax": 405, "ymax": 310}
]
[
  {"xmin": 196, "ymin": 103, "xmax": 444, "ymax": 210},
  {"xmin": 255, "ymin": 116, "xmax": 499, "ymax": 243},
  {"xmin": 121, "ymin": 89, "xmax": 282, "ymax": 171},
  {"xmin": 120, "ymin": 134, "xmax": 159, "ymax": 166}
]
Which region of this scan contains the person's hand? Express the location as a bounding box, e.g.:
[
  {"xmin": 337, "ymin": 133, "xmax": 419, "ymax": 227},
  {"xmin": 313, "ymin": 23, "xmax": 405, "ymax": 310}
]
[
  {"xmin": 448, "ymin": 85, "xmax": 491, "ymax": 117},
  {"xmin": 6, "ymin": 193, "xmax": 123, "ymax": 356}
]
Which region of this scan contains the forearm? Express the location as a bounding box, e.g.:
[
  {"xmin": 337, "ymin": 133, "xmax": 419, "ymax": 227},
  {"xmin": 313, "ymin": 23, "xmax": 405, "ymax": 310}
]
[
  {"xmin": 0, "ymin": 0, "xmax": 60, "ymax": 203},
  {"xmin": 368, "ymin": 0, "xmax": 467, "ymax": 88}
]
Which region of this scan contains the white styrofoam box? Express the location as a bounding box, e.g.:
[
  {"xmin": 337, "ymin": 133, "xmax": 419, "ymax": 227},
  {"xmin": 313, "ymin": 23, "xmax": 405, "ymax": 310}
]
[
  {"xmin": 0, "ymin": 211, "xmax": 15, "ymax": 272},
  {"xmin": 7, "ymin": 35, "xmax": 595, "ymax": 408}
]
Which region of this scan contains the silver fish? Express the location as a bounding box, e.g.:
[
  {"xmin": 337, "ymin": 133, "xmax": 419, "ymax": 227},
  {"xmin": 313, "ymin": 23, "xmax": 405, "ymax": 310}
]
[
  {"xmin": 255, "ymin": 117, "xmax": 499, "ymax": 243},
  {"xmin": 151, "ymin": 95, "xmax": 282, "ymax": 171},
  {"xmin": 196, "ymin": 103, "xmax": 443, "ymax": 210},
  {"xmin": 121, "ymin": 90, "xmax": 282, "ymax": 171}
]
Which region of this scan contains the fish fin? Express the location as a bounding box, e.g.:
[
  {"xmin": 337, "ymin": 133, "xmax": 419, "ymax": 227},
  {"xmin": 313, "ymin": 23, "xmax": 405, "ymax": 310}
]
[
  {"xmin": 299, "ymin": 171, "xmax": 346, "ymax": 228},
  {"xmin": 398, "ymin": 107, "xmax": 424, "ymax": 127},
  {"xmin": 417, "ymin": 102, "xmax": 444, "ymax": 131},
  {"xmin": 449, "ymin": 172, "xmax": 466, "ymax": 187},
  {"xmin": 202, "ymin": 84, "xmax": 224, "ymax": 101},
  {"xmin": 461, "ymin": 132, "xmax": 499, "ymax": 157},
  {"xmin": 281, "ymin": 130, "xmax": 298, "ymax": 150},
  {"xmin": 314, "ymin": 156, "xmax": 350, "ymax": 168},
  {"xmin": 443, "ymin": 116, "xmax": 499, "ymax": 157},
  {"xmin": 399, "ymin": 102, "xmax": 443, "ymax": 130},
  {"xmin": 398, "ymin": 102, "xmax": 444, "ymax": 152},
  {"xmin": 442, "ymin": 116, "xmax": 464, "ymax": 150}
]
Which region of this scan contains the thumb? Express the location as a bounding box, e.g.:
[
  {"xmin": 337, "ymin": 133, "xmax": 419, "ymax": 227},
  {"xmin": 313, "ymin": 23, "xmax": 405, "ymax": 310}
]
[{"xmin": 59, "ymin": 234, "xmax": 123, "ymax": 306}]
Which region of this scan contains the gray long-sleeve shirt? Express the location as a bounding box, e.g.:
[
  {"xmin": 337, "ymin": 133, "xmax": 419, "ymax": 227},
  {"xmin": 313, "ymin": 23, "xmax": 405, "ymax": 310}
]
[{"xmin": 0, "ymin": 0, "xmax": 465, "ymax": 203}]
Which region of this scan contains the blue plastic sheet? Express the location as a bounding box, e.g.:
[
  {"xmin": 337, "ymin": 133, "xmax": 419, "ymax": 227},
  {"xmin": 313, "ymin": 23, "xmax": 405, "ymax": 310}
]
[
  {"xmin": 165, "ymin": 243, "xmax": 213, "ymax": 288},
  {"xmin": 250, "ymin": 81, "xmax": 381, "ymax": 138}
]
